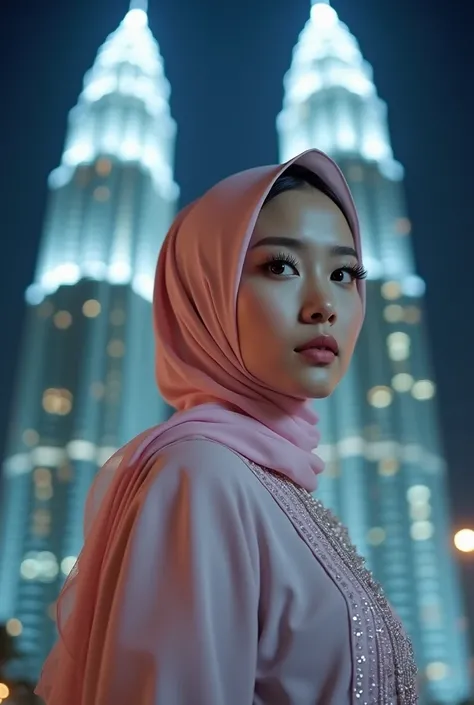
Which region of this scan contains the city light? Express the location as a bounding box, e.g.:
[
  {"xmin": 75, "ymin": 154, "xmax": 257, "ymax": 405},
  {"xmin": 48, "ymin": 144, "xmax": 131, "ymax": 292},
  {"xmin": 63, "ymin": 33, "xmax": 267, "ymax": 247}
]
[
  {"xmin": 454, "ymin": 528, "xmax": 474, "ymax": 553},
  {"xmin": 0, "ymin": 683, "xmax": 10, "ymax": 699}
]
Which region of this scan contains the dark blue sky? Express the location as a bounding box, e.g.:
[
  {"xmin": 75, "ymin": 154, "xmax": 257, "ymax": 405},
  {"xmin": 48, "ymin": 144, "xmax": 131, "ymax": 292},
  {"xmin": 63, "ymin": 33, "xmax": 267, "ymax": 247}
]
[{"xmin": 0, "ymin": 0, "xmax": 473, "ymax": 528}]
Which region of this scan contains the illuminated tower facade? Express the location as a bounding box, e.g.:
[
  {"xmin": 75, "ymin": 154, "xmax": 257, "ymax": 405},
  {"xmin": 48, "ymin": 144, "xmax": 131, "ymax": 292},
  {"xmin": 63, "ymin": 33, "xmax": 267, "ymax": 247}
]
[
  {"xmin": 0, "ymin": 1, "xmax": 178, "ymax": 679},
  {"xmin": 278, "ymin": 2, "xmax": 471, "ymax": 702}
]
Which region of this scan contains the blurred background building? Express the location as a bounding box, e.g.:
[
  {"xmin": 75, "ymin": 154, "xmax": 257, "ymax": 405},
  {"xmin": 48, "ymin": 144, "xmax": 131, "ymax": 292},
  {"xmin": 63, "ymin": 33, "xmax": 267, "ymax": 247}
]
[
  {"xmin": 277, "ymin": 1, "xmax": 471, "ymax": 702},
  {"xmin": 0, "ymin": 0, "xmax": 177, "ymax": 684},
  {"xmin": 0, "ymin": 0, "xmax": 472, "ymax": 703}
]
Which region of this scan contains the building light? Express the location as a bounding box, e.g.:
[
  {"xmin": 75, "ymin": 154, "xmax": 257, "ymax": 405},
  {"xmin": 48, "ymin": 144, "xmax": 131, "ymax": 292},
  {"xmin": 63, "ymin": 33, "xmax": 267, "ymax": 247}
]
[
  {"xmin": 20, "ymin": 551, "xmax": 59, "ymax": 582},
  {"xmin": 133, "ymin": 272, "xmax": 154, "ymax": 300},
  {"xmin": 93, "ymin": 186, "xmax": 111, "ymax": 202},
  {"xmin": 109, "ymin": 261, "xmax": 132, "ymax": 284},
  {"xmin": 381, "ymin": 281, "xmax": 402, "ymax": 300},
  {"xmin": 394, "ymin": 217, "xmax": 412, "ymax": 235},
  {"xmin": 22, "ymin": 429, "xmax": 39, "ymax": 446},
  {"xmin": 407, "ymin": 484, "xmax": 431, "ymax": 504},
  {"xmin": 367, "ymin": 527, "xmax": 386, "ymax": 546},
  {"xmin": 338, "ymin": 436, "xmax": 364, "ymax": 456},
  {"xmin": 20, "ymin": 557, "xmax": 40, "ymax": 580},
  {"xmin": 367, "ymin": 385, "xmax": 393, "ymax": 409},
  {"xmin": 34, "ymin": 465, "xmax": 54, "ymax": 500},
  {"xmin": 5, "ymin": 618, "xmax": 22, "ymax": 637},
  {"xmin": 383, "ymin": 304, "xmax": 404, "ymax": 323},
  {"xmin": 34, "ymin": 467, "xmax": 52, "ymax": 485},
  {"xmin": 124, "ymin": 7, "xmax": 148, "ymax": 29},
  {"xmin": 387, "ymin": 332, "xmax": 410, "ymax": 361},
  {"xmin": 61, "ymin": 556, "xmax": 77, "ymax": 576},
  {"xmin": 310, "ymin": 2, "xmax": 339, "ymax": 26},
  {"xmin": 409, "ymin": 503, "xmax": 431, "ymax": 521},
  {"xmin": 107, "ymin": 339, "xmax": 125, "ymax": 358},
  {"xmin": 96, "ymin": 158, "xmax": 112, "ymax": 176},
  {"xmin": 67, "ymin": 440, "xmax": 96, "ymax": 461},
  {"xmin": 411, "ymin": 379, "xmax": 435, "ymax": 401},
  {"xmin": 425, "ymin": 662, "xmax": 449, "ymax": 681},
  {"xmin": 410, "ymin": 521, "xmax": 434, "ymax": 541},
  {"xmin": 404, "ymin": 306, "xmax": 421, "ymax": 324},
  {"xmin": 83, "ymin": 299, "xmax": 101, "ymax": 318},
  {"xmin": 35, "ymin": 484, "xmax": 53, "ymax": 501},
  {"xmin": 31, "ymin": 508, "xmax": 52, "ymax": 538},
  {"xmin": 378, "ymin": 457, "xmax": 400, "ymax": 477},
  {"xmin": 32, "ymin": 446, "xmax": 65, "ymax": 467},
  {"xmin": 53, "ymin": 310, "xmax": 72, "ymax": 329},
  {"xmin": 42, "ymin": 388, "xmax": 73, "ymax": 416},
  {"xmin": 392, "ymin": 373, "xmax": 413, "ymax": 393},
  {"xmin": 44, "ymin": 263, "xmax": 81, "ymax": 289},
  {"xmin": 362, "ymin": 135, "xmax": 387, "ymax": 161}
]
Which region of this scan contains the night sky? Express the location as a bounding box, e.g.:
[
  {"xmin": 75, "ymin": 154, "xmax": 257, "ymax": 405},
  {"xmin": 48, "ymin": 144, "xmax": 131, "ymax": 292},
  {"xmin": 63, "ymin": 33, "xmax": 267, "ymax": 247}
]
[{"xmin": 1, "ymin": 0, "xmax": 473, "ymax": 596}]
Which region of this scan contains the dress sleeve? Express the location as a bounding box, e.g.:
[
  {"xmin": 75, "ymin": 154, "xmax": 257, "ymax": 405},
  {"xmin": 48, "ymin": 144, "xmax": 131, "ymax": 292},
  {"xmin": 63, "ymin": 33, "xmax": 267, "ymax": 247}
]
[{"xmin": 85, "ymin": 439, "xmax": 260, "ymax": 705}]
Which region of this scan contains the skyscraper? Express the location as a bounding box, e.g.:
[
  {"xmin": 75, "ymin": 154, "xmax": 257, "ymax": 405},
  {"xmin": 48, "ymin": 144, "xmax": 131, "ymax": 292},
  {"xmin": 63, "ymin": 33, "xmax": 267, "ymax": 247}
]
[
  {"xmin": 278, "ymin": 2, "xmax": 471, "ymax": 702},
  {"xmin": 0, "ymin": 1, "xmax": 177, "ymax": 679}
]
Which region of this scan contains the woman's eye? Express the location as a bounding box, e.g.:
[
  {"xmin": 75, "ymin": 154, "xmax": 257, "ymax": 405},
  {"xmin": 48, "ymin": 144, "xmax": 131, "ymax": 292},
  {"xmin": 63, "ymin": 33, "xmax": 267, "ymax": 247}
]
[
  {"xmin": 332, "ymin": 268, "xmax": 354, "ymax": 284},
  {"xmin": 267, "ymin": 261, "xmax": 296, "ymax": 276},
  {"xmin": 263, "ymin": 255, "xmax": 299, "ymax": 277}
]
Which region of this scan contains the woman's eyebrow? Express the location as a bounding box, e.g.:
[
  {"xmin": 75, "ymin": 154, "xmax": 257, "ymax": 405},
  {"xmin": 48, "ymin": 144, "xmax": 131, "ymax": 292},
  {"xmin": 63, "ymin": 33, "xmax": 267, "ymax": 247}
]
[{"xmin": 251, "ymin": 236, "xmax": 358, "ymax": 260}]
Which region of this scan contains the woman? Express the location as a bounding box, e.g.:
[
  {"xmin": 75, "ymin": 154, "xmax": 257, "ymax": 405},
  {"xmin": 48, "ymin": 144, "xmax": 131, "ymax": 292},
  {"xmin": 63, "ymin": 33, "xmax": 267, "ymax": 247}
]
[{"xmin": 36, "ymin": 149, "xmax": 418, "ymax": 704}]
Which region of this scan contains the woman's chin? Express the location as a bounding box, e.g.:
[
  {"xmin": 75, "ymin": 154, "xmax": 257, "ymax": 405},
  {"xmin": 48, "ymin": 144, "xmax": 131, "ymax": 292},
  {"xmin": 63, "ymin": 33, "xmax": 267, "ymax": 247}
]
[
  {"xmin": 260, "ymin": 364, "xmax": 341, "ymax": 401},
  {"xmin": 279, "ymin": 376, "xmax": 339, "ymax": 401},
  {"xmin": 297, "ymin": 367, "xmax": 339, "ymax": 399}
]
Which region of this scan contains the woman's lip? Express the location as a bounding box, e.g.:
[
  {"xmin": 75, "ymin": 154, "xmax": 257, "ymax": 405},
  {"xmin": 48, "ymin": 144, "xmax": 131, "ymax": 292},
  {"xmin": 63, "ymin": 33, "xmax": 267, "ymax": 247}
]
[
  {"xmin": 295, "ymin": 335, "xmax": 339, "ymax": 355},
  {"xmin": 297, "ymin": 348, "xmax": 336, "ymax": 366}
]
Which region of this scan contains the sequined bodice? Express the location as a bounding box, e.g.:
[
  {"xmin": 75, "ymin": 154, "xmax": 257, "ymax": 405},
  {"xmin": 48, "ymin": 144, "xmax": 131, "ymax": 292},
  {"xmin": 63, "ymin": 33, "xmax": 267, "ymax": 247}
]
[{"xmin": 247, "ymin": 462, "xmax": 418, "ymax": 705}]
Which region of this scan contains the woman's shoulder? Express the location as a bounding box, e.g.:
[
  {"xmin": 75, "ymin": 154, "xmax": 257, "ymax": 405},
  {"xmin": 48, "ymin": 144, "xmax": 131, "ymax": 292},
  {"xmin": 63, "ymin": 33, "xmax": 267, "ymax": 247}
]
[
  {"xmin": 129, "ymin": 438, "xmax": 269, "ymax": 559},
  {"xmin": 144, "ymin": 436, "xmax": 262, "ymax": 503}
]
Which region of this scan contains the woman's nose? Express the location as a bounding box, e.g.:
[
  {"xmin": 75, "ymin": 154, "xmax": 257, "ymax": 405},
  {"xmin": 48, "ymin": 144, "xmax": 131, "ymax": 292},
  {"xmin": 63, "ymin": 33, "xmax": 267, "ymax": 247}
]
[{"xmin": 300, "ymin": 291, "xmax": 337, "ymax": 325}]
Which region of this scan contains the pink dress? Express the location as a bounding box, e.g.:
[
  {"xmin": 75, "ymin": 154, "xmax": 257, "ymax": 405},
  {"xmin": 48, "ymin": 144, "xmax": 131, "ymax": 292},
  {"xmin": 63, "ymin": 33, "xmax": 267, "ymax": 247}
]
[{"xmin": 45, "ymin": 438, "xmax": 418, "ymax": 704}]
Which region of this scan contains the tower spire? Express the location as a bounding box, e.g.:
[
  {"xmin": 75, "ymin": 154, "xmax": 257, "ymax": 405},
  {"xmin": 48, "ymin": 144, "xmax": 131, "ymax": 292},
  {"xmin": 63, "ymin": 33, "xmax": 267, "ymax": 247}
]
[{"xmin": 129, "ymin": 0, "xmax": 148, "ymax": 13}]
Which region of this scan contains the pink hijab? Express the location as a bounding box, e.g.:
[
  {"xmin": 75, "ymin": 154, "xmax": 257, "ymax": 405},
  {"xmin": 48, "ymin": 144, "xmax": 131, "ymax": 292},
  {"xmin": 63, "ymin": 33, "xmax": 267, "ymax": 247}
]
[{"xmin": 35, "ymin": 149, "xmax": 364, "ymax": 703}]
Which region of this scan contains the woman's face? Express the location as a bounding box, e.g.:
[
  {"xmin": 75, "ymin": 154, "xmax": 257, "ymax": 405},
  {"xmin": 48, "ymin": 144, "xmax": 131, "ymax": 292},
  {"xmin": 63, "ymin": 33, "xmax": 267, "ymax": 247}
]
[{"xmin": 237, "ymin": 186, "xmax": 364, "ymax": 400}]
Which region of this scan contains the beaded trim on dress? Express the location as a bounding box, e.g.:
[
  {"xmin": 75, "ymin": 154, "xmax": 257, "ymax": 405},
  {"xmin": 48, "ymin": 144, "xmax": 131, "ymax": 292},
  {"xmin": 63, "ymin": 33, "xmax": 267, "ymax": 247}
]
[{"xmin": 246, "ymin": 461, "xmax": 418, "ymax": 705}]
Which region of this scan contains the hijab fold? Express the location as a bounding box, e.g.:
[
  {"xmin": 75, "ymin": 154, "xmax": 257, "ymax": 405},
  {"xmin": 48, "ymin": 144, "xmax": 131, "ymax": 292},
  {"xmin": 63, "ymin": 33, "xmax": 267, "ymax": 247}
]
[{"xmin": 35, "ymin": 149, "xmax": 364, "ymax": 703}]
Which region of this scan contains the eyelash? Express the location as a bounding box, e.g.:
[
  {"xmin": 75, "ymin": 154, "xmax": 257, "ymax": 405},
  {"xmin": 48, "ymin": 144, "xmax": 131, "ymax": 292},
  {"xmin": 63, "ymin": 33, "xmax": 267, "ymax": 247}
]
[
  {"xmin": 338, "ymin": 263, "xmax": 368, "ymax": 281},
  {"xmin": 263, "ymin": 251, "xmax": 300, "ymax": 272},
  {"xmin": 262, "ymin": 252, "xmax": 368, "ymax": 282}
]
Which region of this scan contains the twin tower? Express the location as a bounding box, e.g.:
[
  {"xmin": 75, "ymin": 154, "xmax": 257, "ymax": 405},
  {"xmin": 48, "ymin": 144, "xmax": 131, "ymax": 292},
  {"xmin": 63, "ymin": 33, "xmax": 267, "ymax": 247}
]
[{"xmin": 0, "ymin": 2, "xmax": 470, "ymax": 702}]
